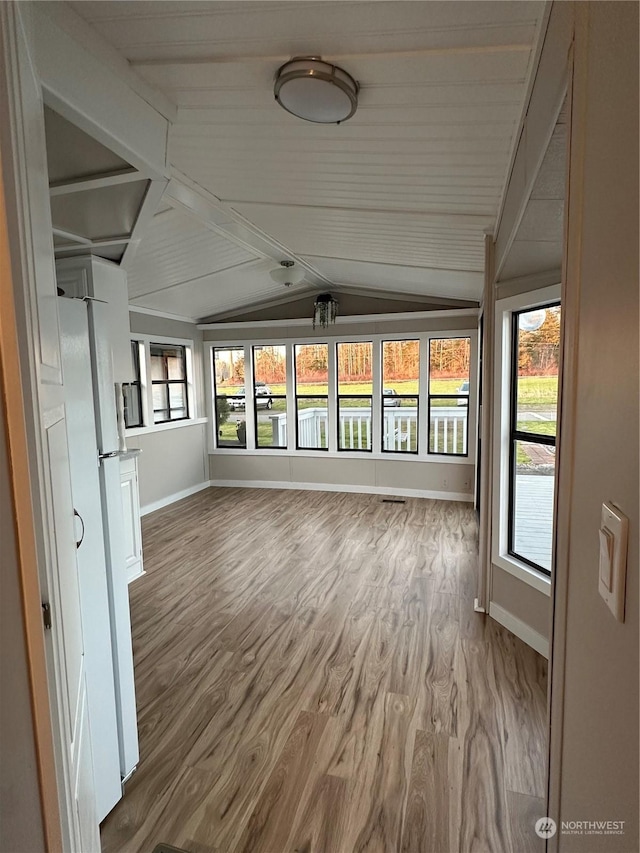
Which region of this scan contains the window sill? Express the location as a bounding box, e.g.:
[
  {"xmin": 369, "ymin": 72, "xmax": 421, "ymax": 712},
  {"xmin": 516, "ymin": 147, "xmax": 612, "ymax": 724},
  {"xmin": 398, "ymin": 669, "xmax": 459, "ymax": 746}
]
[
  {"xmin": 492, "ymin": 553, "xmax": 552, "ymax": 596},
  {"xmin": 209, "ymin": 447, "xmax": 474, "ymax": 464},
  {"xmin": 126, "ymin": 417, "xmax": 208, "ymax": 437}
]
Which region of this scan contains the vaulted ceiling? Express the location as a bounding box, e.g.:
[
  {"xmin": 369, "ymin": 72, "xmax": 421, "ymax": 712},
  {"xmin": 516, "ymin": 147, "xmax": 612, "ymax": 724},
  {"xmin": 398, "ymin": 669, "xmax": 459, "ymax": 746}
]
[{"xmin": 65, "ymin": 0, "xmax": 548, "ymax": 321}]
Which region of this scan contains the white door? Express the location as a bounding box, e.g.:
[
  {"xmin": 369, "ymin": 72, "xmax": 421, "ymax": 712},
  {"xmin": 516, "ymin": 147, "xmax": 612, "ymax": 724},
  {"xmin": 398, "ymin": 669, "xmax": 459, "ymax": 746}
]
[
  {"xmin": 59, "ymin": 297, "xmax": 122, "ymax": 821},
  {"xmin": 0, "ymin": 5, "xmax": 100, "ymax": 849}
]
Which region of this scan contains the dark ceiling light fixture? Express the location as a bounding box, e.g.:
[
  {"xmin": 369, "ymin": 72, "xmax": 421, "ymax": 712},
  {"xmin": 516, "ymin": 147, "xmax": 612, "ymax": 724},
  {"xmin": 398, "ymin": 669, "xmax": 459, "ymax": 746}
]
[
  {"xmin": 269, "ymin": 259, "xmax": 305, "ymax": 287},
  {"xmin": 274, "ymin": 57, "xmax": 359, "ymax": 124},
  {"xmin": 313, "ymin": 293, "xmax": 339, "ymax": 329}
]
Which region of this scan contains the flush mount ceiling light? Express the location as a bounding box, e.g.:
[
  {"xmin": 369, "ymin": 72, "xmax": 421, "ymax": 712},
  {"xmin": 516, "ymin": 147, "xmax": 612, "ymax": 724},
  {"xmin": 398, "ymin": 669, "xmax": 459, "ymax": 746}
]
[
  {"xmin": 274, "ymin": 57, "xmax": 359, "ymax": 124},
  {"xmin": 269, "ymin": 260, "xmax": 305, "ymax": 287}
]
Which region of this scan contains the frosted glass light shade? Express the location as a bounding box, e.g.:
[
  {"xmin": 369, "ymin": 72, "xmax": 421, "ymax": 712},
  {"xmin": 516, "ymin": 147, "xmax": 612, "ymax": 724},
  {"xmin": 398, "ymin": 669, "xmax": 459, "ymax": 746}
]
[
  {"xmin": 269, "ymin": 263, "xmax": 305, "ymax": 286},
  {"xmin": 274, "ymin": 57, "xmax": 358, "ymax": 124}
]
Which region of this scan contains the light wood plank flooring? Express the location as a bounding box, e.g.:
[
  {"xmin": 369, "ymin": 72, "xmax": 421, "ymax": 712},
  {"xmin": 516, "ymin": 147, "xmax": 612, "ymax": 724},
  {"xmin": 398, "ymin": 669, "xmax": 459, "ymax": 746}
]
[{"xmin": 100, "ymin": 488, "xmax": 547, "ymax": 853}]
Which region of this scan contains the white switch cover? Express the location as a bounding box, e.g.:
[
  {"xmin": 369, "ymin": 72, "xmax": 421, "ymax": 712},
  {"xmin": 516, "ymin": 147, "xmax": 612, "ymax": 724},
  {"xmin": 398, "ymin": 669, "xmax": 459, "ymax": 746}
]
[{"xmin": 598, "ymin": 502, "xmax": 628, "ymax": 622}]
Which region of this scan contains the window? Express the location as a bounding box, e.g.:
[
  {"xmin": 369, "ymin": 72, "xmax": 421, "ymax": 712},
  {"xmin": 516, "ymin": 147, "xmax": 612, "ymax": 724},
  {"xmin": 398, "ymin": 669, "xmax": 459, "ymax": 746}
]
[
  {"xmin": 508, "ymin": 304, "xmax": 561, "ymax": 575},
  {"xmin": 381, "ymin": 340, "xmax": 419, "ymax": 453},
  {"xmin": 123, "ymin": 341, "xmax": 143, "ymax": 428},
  {"xmin": 428, "ymin": 337, "xmax": 470, "ymax": 456},
  {"xmin": 295, "ymin": 343, "xmax": 329, "ymax": 450},
  {"xmin": 253, "ymin": 345, "xmax": 287, "ymax": 448},
  {"xmin": 337, "ymin": 341, "xmax": 373, "ymax": 451},
  {"xmin": 150, "ymin": 343, "xmax": 189, "ymax": 424},
  {"xmin": 213, "ymin": 347, "xmax": 246, "ymax": 447}
]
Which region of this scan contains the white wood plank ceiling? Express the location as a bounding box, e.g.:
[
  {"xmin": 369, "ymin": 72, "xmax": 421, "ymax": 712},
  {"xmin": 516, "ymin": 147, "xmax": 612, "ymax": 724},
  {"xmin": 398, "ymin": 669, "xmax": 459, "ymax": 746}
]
[{"xmin": 70, "ymin": 0, "xmax": 548, "ymax": 321}]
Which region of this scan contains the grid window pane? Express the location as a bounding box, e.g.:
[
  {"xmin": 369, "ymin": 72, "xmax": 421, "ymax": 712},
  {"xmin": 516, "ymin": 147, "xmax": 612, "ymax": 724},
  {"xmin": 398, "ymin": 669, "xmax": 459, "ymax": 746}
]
[
  {"xmin": 297, "ymin": 397, "xmax": 328, "ymax": 449},
  {"xmin": 429, "ymin": 337, "xmax": 471, "ymax": 394},
  {"xmin": 338, "ymin": 398, "xmax": 372, "ymax": 451},
  {"xmin": 295, "ymin": 344, "xmax": 328, "ymax": 395},
  {"xmin": 515, "ymin": 306, "xmax": 561, "ymax": 437},
  {"xmin": 429, "ymin": 398, "xmax": 468, "ymax": 454},
  {"xmin": 213, "ymin": 347, "xmax": 246, "ymax": 447},
  {"xmin": 383, "ymin": 397, "xmax": 418, "ymax": 452},
  {"xmin": 337, "ymin": 342, "xmax": 373, "ymax": 395},
  {"xmin": 512, "ymin": 440, "xmax": 556, "ymax": 572}
]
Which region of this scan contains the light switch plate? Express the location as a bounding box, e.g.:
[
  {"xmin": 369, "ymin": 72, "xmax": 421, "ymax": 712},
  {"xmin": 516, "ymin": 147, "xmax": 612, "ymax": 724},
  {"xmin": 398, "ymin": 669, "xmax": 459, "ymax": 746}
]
[{"xmin": 598, "ymin": 502, "xmax": 628, "ymax": 622}]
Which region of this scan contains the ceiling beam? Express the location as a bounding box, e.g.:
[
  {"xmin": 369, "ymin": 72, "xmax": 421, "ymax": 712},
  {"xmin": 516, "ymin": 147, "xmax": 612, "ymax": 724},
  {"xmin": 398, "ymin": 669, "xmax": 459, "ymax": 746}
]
[{"xmin": 49, "ymin": 168, "xmax": 141, "ymax": 196}]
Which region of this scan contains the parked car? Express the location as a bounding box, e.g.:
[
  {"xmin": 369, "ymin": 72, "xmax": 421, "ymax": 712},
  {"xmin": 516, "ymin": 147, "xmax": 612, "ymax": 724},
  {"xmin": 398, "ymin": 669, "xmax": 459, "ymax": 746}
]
[
  {"xmin": 383, "ymin": 388, "xmax": 401, "ymax": 407},
  {"xmin": 228, "ymin": 385, "xmax": 273, "ymax": 410},
  {"xmin": 457, "ymin": 380, "xmax": 469, "ymax": 405}
]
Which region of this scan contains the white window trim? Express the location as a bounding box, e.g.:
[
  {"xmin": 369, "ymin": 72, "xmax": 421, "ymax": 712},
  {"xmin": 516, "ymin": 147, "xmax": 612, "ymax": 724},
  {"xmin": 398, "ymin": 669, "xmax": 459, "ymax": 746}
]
[
  {"xmin": 204, "ymin": 328, "xmax": 478, "ymax": 463},
  {"xmin": 125, "ymin": 333, "xmax": 200, "ymax": 435},
  {"xmin": 492, "ymin": 284, "xmax": 560, "ymax": 594}
]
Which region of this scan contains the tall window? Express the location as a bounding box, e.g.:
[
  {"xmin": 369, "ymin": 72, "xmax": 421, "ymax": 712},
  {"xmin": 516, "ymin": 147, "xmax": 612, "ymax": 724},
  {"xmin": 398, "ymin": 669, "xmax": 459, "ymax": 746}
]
[
  {"xmin": 295, "ymin": 343, "xmax": 329, "ymax": 450},
  {"xmin": 428, "ymin": 337, "xmax": 471, "ymax": 455},
  {"xmin": 509, "ymin": 304, "xmax": 561, "ymax": 574},
  {"xmin": 213, "ymin": 346, "xmax": 246, "ymax": 447},
  {"xmin": 123, "ymin": 340, "xmax": 143, "ymax": 428},
  {"xmin": 253, "ymin": 345, "xmax": 286, "ymax": 448},
  {"xmin": 150, "ymin": 343, "xmax": 188, "ymax": 424},
  {"xmin": 336, "ymin": 341, "xmax": 373, "ymax": 451},
  {"xmin": 381, "ymin": 340, "xmax": 419, "ymax": 453}
]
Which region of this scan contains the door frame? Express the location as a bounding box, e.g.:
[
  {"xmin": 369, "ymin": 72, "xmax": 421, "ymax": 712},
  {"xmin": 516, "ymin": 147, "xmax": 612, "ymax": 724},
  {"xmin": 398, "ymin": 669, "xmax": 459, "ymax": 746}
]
[{"xmin": 0, "ymin": 100, "xmax": 63, "ymax": 853}]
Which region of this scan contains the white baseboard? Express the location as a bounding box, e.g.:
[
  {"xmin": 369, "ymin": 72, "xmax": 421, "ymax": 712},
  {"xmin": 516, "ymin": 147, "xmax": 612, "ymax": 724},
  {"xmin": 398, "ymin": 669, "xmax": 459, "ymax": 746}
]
[
  {"xmin": 140, "ymin": 481, "xmax": 211, "ymax": 516},
  {"xmin": 488, "ymin": 601, "xmax": 549, "ymax": 658},
  {"xmin": 208, "ymin": 478, "xmax": 473, "ymax": 503}
]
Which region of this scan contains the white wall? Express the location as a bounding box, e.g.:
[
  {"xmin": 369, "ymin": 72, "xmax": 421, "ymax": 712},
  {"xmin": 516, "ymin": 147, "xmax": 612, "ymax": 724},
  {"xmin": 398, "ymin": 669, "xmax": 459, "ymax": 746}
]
[
  {"xmin": 210, "ymin": 454, "xmax": 472, "ymax": 501},
  {"xmin": 550, "ymin": 3, "xmax": 639, "ymax": 849},
  {"xmin": 129, "ymin": 312, "xmax": 209, "ymax": 511}
]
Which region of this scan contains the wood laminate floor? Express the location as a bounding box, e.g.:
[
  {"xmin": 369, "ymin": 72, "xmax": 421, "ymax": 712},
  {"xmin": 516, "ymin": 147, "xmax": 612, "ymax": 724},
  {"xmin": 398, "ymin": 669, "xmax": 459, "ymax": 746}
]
[{"xmin": 100, "ymin": 488, "xmax": 548, "ymax": 853}]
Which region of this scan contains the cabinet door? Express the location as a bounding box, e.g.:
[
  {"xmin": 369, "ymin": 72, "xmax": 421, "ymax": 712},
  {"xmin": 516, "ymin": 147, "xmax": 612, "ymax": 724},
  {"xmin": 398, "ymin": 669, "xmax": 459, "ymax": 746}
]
[{"xmin": 121, "ymin": 464, "xmax": 143, "ymax": 581}]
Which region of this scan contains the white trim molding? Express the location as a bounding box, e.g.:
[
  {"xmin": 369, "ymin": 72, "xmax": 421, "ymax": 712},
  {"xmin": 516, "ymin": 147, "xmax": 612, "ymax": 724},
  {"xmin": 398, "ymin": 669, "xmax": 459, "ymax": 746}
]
[
  {"xmin": 208, "ymin": 479, "xmax": 473, "ymax": 503},
  {"xmin": 198, "ymin": 308, "xmax": 479, "ymax": 331},
  {"xmin": 140, "ymin": 481, "xmax": 211, "ymax": 517},
  {"xmin": 489, "ymin": 602, "xmax": 549, "ymax": 658}
]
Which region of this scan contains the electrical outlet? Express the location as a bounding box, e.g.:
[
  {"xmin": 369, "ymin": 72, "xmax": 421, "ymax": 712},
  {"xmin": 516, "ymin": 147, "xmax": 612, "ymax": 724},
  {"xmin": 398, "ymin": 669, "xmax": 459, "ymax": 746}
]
[
  {"xmin": 443, "ymin": 477, "xmax": 448, "ymax": 488},
  {"xmin": 463, "ymin": 478, "xmax": 471, "ymax": 490}
]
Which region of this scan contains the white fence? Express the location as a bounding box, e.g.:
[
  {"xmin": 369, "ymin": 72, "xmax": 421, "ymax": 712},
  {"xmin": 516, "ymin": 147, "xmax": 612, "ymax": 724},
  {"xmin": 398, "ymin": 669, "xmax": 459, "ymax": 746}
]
[{"xmin": 266, "ymin": 405, "xmax": 467, "ymax": 453}]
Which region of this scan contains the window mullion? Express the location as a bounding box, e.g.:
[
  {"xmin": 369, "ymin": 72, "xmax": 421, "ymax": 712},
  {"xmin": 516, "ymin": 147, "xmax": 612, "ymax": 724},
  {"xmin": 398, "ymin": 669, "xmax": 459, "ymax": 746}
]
[
  {"xmin": 372, "ymin": 338, "xmax": 382, "ymax": 452},
  {"xmin": 327, "ymin": 342, "xmax": 338, "ymax": 453},
  {"xmin": 285, "ymin": 343, "xmax": 295, "ymax": 451}
]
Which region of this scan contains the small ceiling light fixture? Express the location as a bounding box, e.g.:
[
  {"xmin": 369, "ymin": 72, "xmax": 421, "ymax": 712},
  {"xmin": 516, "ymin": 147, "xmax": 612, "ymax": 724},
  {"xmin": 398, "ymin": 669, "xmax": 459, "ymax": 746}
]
[
  {"xmin": 313, "ymin": 293, "xmax": 339, "ymax": 329},
  {"xmin": 274, "ymin": 56, "xmax": 359, "ymax": 124},
  {"xmin": 270, "ymin": 260, "xmax": 305, "ymax": 287}
]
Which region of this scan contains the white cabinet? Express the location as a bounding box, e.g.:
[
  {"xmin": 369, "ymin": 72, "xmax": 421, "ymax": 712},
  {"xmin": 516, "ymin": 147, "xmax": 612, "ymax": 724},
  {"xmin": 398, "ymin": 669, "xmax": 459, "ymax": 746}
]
[
  {"xmin": 120, "ymin": 452, "xmax": 144, "ymax": 583},
  {"xmin": 55, "ymin": 256, "xmax": 133, "ymax": 383}
]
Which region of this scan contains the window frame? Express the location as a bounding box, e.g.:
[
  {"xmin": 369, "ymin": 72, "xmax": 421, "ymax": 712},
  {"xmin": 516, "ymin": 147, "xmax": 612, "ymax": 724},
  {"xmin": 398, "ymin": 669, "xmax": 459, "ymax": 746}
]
[
  {"xmin": 492, "ymin": 284, "xmax": 560, "ymax": 593},
  {"xmin": 124, "ymin": 334, "xmax": 201, "ymax": 436},
  {"xmin": 427, "ymin": 336, "xmax": 471, "ymax": 458},
  {"xmin": 380, "ymin": 339, "xmax": 420, "ymax": 455},
  {"xmin": 149, "ymin": 342, "xmax": 190, "ymax": 425},
  {"xmin": 122, "ymin": 340, "xmax": 144, "ymax": 429},
  {"xmin": 212, "ymin": 344, "xmax": 248, "ymax": 449},
  {"xmin": 252, "ymin": 345, "xmax": 287, "ymax": 450},
  {"xmin": 294, "ymin": 343, "xmax": 329, "ymax": 451},
  {"xmin": 336, "ymin": 340, "xmax": 374, "ymax": 453},
  {"xmin": 204, "ymin": 328, "xmax": 477, "ymax": 466},
  {"xmin": 507, "ymin": 301, "xmax": 561, "ymax": 577}
]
